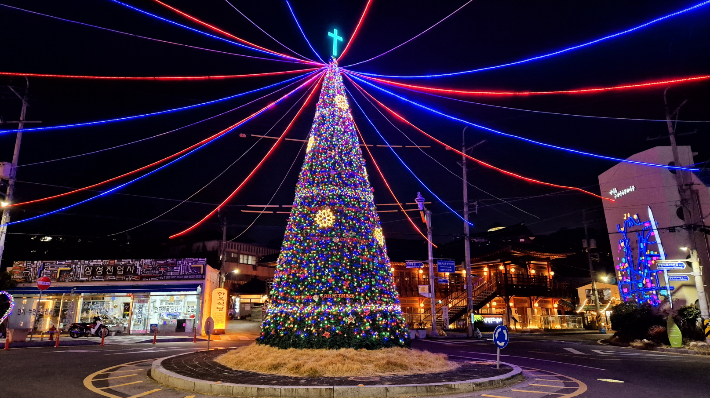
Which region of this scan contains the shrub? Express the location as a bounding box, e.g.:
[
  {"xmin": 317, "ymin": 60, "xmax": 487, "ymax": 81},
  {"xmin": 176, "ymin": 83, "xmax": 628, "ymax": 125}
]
[
  {"xmin": 610, "ymin": 301, "xmax": 663, "ymax": 341},
  {"xmin": 647, "ymin": 325, "xmax": 669, "ymax": 345},
  {"xmin": 675, "ymin": 304, "xmax": 704, "ymax": 341}
]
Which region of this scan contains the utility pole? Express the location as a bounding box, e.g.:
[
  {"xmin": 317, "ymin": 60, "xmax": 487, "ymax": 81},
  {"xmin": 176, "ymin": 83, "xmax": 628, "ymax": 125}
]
[
  {"xmin": 460, "ymin": 128, "xmax": 485, "ymax": 337},
  {"xmin": 462, "ymin": 127, "xmax": 473, "ymax": 337},
  {"xmin": 0, "ymin": 78, "xmax": 39, "ymax": 266},
  {"xmin": 664, "ymin": 89, "xmax": 710, "ymax": 323},
  {"xmin": 583, "ymin": 209, "xmax": 605, "ymax": 333},
  {"xmin": 416, "ymin": 192, "xmax": 438, "ymax": 337}
]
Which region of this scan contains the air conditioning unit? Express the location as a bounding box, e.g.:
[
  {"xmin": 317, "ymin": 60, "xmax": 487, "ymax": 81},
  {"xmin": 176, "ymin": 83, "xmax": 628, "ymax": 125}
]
[{"xmin": 0, "ymin": 162, "xmax": 14, "ymax": 180}]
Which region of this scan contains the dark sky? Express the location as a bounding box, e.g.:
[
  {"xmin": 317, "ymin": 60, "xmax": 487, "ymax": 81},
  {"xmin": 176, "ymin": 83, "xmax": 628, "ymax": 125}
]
[{"xmin": 1, "ymin": 0, "xmax": 709, "ymax": 254}]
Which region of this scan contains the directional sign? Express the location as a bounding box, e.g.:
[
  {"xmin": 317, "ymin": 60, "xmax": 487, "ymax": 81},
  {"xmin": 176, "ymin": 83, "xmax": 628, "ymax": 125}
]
[
  {"xmin": 406, "ymin": 261, "xmax": 424, "ymax": 269},
  {"xmin": 493, "ymin": 325, "xmax": 509, "ymax": 349},
  {"xmin": 656, "ymin": 260, "xmax": 687, "ymax": 270},
  {"xmin": 437, "ymin": 278, "xmax": 449, "ymax": 284},
  {"xmin": 437, "ymin": 260, "xmax": 455, "ymax": 273},
  {"xmin": 668, "ymin": 275, "xmax": 690, "ymax": 282}
]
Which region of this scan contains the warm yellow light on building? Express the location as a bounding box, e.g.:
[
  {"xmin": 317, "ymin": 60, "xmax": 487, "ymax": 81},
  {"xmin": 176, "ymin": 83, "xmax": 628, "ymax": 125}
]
[
  {"xmin": 390, "ymin": 267, "xmax": 395, "ymax": 272},
  {"xmin": 498, "ymin": 265, "xmax": 504, "ymax": 270},
  {"xmin": 510, "ymin": 267, "xmax": 515, "ymax": 273},
  {"xmin": 534, "ymin": 302, "xmax": 539, "ymax": 307},
  {"xmin": 492, "ymin": 301, "xmax": 497, "ymax": 306},
  {"xmin": 530, "ymin": 269, "xmax": 536, "ymax": 274},
  {"xmin": 550, "ymin": 271, "xmax": 555, "ymax": 276},
  {"xmin": 419, "ymin": 302, "xmax": 425, "ymax": 307},
  {"xmin": 419, "ymin": 269, "xmax": 424, "ymax": 274}
]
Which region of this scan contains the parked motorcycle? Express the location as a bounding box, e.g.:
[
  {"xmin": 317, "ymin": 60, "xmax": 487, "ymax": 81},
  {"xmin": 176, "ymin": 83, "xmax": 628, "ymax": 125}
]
[{"xmin": 68, "ymin": 317, "xmax": 109, "ymax": 338}]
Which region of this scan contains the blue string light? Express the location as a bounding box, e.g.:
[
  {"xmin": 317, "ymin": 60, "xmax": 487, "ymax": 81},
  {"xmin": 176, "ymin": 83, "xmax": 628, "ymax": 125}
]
[
  {"xmin": 348, "ymin": 74, "xmax": 699, "ymax": 171},
  {"xmin": 284, "ymin": 0, "xmax": 326, "ymax": 64},
  {"xmin": 0, "ymin": 71, "xmax": 319, "ymax": 134},
  {"xmin": 350, "ymin": 0, "xmax": 710, "ymax": 78},
  {"xmin": 397, "ymin": 89, "xmax": 710, "ymax": 123},
  {"xmin": 107, "ymin": 0, "xmax": 298, "ymax": 60},
  {"xmin": 346, "ymin": 86, "xmax": 473, "ymax": 227},
  {"xmin": 1, "ymin": 77, "xmax": 312, "ymax": 228}
]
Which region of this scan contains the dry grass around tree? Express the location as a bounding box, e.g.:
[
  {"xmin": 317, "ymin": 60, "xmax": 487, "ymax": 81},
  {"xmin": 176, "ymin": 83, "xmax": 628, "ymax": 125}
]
[{"xmin": 215, "ymin": 344, "xmax": 459, "ymax": 378}]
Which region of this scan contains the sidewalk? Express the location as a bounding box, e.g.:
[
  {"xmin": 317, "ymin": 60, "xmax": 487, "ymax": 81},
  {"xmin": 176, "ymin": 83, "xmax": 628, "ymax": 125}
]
[{"xmin": 1, "ymin": 319, "xmax": 261, "ymax": 348}]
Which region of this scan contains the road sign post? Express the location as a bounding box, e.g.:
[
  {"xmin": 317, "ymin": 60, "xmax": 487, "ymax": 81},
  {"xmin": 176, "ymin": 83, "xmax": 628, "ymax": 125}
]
[
  {"xmin": 205, "ymin": 316, "xmax": 214, "ymax": 351},
  {"xmin": 493, "ymin": 325, "xmax": 509, "ymax": 369}
]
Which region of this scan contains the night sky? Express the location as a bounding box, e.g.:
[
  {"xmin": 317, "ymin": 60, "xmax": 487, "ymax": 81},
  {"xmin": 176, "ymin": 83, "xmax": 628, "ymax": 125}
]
[{"xmin": 1, "ymin": 0, "xmax": 709, "ymax": 262}]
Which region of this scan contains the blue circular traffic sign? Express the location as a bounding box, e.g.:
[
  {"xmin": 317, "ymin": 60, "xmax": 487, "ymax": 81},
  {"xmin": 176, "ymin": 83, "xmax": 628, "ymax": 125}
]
[{"xmin": 493, "ymin": 325, "xmax": 509, "ymax": 349}]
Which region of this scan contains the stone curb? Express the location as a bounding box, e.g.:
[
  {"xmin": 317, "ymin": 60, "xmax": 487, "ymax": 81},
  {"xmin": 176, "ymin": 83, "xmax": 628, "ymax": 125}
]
[
  {"xmin": 597, "ymin": 339, "xmax": 710, "ymax": 356},
  {"xmin": 151, "ymin": 352, "xmax": 525, "ymax": 397}
]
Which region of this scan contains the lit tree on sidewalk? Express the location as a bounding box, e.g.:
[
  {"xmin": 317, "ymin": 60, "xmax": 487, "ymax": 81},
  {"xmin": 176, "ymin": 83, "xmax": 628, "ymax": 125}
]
[{"xmin": 257, "ymin": 62, "xmax": 408, "ymax": 349}]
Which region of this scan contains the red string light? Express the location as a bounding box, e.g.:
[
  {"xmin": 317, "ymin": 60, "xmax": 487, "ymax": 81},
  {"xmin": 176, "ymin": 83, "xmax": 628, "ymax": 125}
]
[
  {"xmin": 152, "ymin": 0, "xmax": 316, "ymax": 64},
  {"xmin": 353, "ymin": 122, "xmax": 437, "ymax": 248},
  {"xmin": 348, "ymin": 77, "xmax": 614, "ymax": 202},
  {"xmin": 11, "ymin": 73, "xmax": 323, "ymax": 208},
  {"xmin": 353, "ymin": 73, "xmax": 710, "ymax": 96},
  {"xmin": 337, "ymin": 0, "xmax": 373, "ymax": 62},
  {"xmin": 0, "ymin": 68, "xmax": 318, "ymax": 80},
  {"xmin": 169, "ymin": 75, "xmax": 324, "ymax": 239}
]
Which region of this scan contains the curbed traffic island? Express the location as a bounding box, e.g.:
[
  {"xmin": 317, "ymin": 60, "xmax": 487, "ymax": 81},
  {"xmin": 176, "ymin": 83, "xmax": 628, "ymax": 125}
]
[{"xmin": 151, "ymin": 347, "xmax": 524, "ymax": 397}]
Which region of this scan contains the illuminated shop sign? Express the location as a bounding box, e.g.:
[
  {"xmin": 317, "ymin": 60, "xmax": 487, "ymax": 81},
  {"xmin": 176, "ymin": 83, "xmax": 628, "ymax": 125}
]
[{"xmin": 609, "ymin": 186, "xmax": 635, "ymax": 199}]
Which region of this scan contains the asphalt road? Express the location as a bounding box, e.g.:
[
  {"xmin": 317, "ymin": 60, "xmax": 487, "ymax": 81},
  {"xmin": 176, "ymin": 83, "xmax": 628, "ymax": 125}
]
[{"xmin": 1, "ymin": 334, "xmax": 709, "ymax": 398}]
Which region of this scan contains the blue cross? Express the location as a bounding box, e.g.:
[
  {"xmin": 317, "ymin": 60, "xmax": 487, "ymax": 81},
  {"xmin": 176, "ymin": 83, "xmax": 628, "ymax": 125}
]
[{"xmin": 328, "ymin": 29, "xmax": 343, "ymax": 57}]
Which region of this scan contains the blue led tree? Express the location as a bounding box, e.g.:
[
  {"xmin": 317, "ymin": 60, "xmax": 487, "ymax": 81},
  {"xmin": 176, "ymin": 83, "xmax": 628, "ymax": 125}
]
[
  {"xmin": 257, "ymin": 62, "xmax": 408, "ymax": 349},
  {"xmin": 616, "ymin": 212, "xmax": 665, "ymax": 305}
]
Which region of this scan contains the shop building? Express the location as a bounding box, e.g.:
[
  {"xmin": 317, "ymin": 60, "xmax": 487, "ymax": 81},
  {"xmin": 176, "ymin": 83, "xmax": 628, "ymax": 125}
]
[
  {"xmin": 6, "ymin": 258, "xmax": 222, "ymax": 335},
  {"xmin": 598, "ymin": 146, "xmax": 710, "ymax": 307}
]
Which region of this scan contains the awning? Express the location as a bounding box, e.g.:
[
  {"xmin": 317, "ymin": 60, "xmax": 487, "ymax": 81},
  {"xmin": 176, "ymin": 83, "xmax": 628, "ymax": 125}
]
[{"xmin": 6, "ymin": 283, "xmax": 202, "ymax": 295}]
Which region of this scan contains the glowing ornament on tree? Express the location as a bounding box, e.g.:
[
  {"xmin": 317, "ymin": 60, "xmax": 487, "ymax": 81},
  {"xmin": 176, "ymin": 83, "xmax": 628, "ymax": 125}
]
[
  {"xmin": 335, "ymin": 95, "xmax": 349, "ymax": 110},
  {"xmin": 315, "ymin": 207, "xmax": 335, "ymax": 228},
  {"xmin": 373, "ymin": 227, "xmax": 384, "ymax": 247},
  {"xmin": 306, "ymin": 135, "xmax": 315, "ymax": 153}
]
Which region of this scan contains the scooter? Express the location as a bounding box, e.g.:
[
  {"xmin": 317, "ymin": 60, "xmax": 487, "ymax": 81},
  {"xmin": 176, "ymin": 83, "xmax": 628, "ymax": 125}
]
[{"xmin": 68, "ymin": 317, "xmax": 109, "ymax": 338}]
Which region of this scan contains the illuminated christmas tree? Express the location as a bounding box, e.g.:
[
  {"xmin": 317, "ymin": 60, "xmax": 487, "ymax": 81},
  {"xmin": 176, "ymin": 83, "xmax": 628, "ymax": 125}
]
[{"xmin": 257, "ymin": 62, "xmax": 408, "ymax": 349}]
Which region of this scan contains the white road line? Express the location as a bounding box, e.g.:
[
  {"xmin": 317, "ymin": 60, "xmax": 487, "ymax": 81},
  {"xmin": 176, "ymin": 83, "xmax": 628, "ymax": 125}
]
[
  {"xmin": 563, "ymin": 348, "xmax": 586, "ymax": 355},
  {"xmin": 451, "ymin": 353, "xmax": 607, "ymax": 371}
]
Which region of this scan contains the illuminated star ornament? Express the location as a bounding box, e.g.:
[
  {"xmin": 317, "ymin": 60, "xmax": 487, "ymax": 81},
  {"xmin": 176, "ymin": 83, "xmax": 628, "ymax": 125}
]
[
  {"xmin": 315, "ymin": 207, "xmax": 336, "ymax": 228},
  {"xmin": 335, "ymin": 94, "xmax": 349, "ymax": 110}
]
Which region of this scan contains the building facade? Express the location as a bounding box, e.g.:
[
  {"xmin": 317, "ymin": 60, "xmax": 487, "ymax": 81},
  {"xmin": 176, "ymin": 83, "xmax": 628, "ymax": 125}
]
[
  {"xmin": 6, "ymin": 258, "xmax": 222, "ymax": 335},
  {"xmin": 599, "ymin": 146, "xmax": 710, "ymax": 307}
]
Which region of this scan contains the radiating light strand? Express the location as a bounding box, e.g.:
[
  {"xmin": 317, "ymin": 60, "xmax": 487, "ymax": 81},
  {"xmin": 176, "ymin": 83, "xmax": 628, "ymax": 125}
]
[
  {"xmin": 354, "ymin": 124, "xmax": 437, "ymax": 247},
  {"xmin": 337, "ymin": 0, "xmax": 373, "ymax": 62},
  {"xmin": 0, "ymin": 68, "xmax": 317, "ymax": 80},
  {"xmin": 106, "ymin": 82, "xmax": 318, "ymax": 237},
  {"xmin": 347, "ymin": 74, "xmax": 699, "ymax": 171},
  {"xmin": 151, "ymin": 0, "xmax": 312, "ymax": 63},
  {"xmin": 351, "ymin": 81, "xmax": 540, "ymax": 218},
  {"xmin": 10, "ymin": 73, "xmax": 323, "ymax": 208},
  {"xmin": 348, "ymin": 78, "xmax": 613, "ymax": 202},
  {"xmin": 351, "ymin": 0, "xmax": 710, "ymax": 78},
  {"xmin": 169, "ymin": 75, "xmax": 324, "ymax": 238},
  {"xmin": 19, "ymin": 74, "xmax": 313, "ymax": 168},
  {"xmin": 221, "ymin": 0, "xmax": 314, "ymax": 62},
  {"xmin": 345, "ymin": 0, "xmax": 474, "ymax": 67},
  {"xmin": 108, "ymin": 0, "xmax": 316, "ymax": 64},
  {"xmin": 0, "ymin": 70, "xmax": 320, "ymax": 134},
  {"xmin": 284, "ymin": 0, "xmax": 326, "ymax": 64},
  {"xmin": 356, "ymin": 73, "xmax": 710, "ymax": 96},
  {"xmin": 0, "ymin": 4, "xmax": 306, "ymax": 65},
  {"xmin": 347, "ymin": 87, "xmax": 474, "ymax": 226}
]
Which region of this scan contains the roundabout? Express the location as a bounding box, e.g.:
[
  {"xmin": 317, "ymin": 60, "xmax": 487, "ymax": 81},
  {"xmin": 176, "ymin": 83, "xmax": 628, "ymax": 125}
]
[{"xmin": 151, "ymin": 349, "xmax": 524, "ymax": 397}]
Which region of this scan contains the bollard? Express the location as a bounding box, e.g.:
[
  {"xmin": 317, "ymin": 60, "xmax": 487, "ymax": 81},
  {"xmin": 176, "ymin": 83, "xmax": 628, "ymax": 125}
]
[
  {"xmin": 4, "ymin": 337, "xmax": 9, "ymax": 350},
  {"xmin": 55, "ymin": 332, "xmax": 60, "ymax": 348},
  {"xmin": 101, "ymin": 333, "xmax": 105, "ymax": 346},
  {"xmin": 153, "ymin": 330, "xmax": 157, "ymax": 345},
  {"xmin": 193, "ymin": 327, "xmax": 197, "ymax": 343}
]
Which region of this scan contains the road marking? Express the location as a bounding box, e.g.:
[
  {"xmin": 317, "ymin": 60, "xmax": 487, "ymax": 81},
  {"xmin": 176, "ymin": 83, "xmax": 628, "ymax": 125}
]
[
  {"xmin": 530, "ymin": 384, "xmax": 576, "ymax": 388},
  {"xmin": 520, "ymin": 367, "xmax": 588, "ymax": 398},
  {"xmin": 481, "ymin": 394, "xmax": 512, "ymax": 398},
  {"xmin": 512, "ymin": 390, "xmax": 565, "ymax": 395},
  {"xmin": 598, "ymin": 378, "xmax": 625, "ymax": 383},
  {"xmin": 100, "ymin": 369, "xmax": 142, "ymax": 374},
  {"xmin": 98, "ymin": 381, "xmax": 143, "ymax": 389},
  {"xmin": 563, "ymin": 348, "xmax": 586, "ymax": 355},
  {"xmin": 451, "ymin": 353, "xmax": 606, "ymax": 371},
  {"xmin": 83, "ymin": 359, "xmax": 153, "ymax": 398},
  {"xmin": 185, "ymin": 396, "xmax": 196, "ymax": 398},
  {"xmin": 126, "ymin": 388, "xmax": 161, "ymax": 397},
  {"xmin": 93, "ymin": 374, "xmax": 139, "ymax": 381}
]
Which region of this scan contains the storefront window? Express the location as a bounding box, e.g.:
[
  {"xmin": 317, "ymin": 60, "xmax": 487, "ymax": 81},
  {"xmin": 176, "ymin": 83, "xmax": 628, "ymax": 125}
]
[
  {"xmin": 130, "ymin": 291, "xmax": 199, "ymax": 334},
  {"xmin": 79, "ymin": 294, "xmax": 132, "ymax": 334}
]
